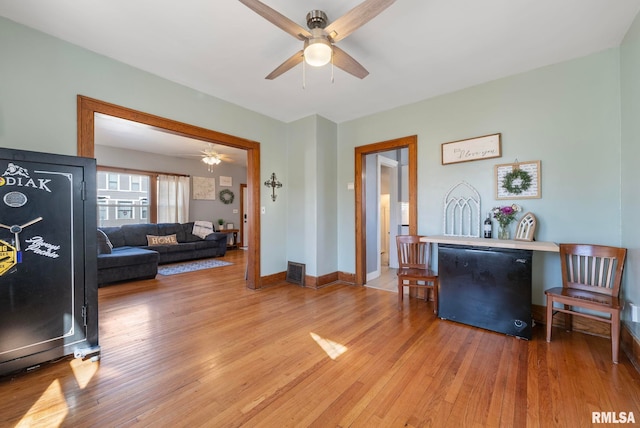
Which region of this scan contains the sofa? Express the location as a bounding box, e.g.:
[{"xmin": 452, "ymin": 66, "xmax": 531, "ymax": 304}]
[{"xmin": 97, "ymin": 222, "xmax": 228, "ymax": 286}]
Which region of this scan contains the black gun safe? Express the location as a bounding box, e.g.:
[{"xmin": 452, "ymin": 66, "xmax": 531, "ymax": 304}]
[
  {"xmin": 438, "ymin": 244, "xmax": 533, "ymax": 339},
  {"xmin": 0, "ymin": 147, "xmax": 99, "ymax": 376}
]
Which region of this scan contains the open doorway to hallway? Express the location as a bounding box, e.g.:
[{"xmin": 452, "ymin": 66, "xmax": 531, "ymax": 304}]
[
  {"xmin": 354, "ymin": 135, "xmax": 418, "ymax": 286},
  {"xmin": 365, "ymin": 153, "xmax": 405, "ymax": 282}
]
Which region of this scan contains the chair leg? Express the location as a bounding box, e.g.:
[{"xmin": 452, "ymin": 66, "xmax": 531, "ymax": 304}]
[
  {"xmin": 564, "ymin": 305, "xmax": 572, "ymax": 331},
  {"xmin": 546, "ymin": 298, "xmax": 553, "ymax": 342},
  {"xmin": 432, "ymin": 281, "xmax": 438, "ymax": 315},
  {"xmin": 612, "ymin": 311, "xmax": 621, "ymax": 364},
  {"xmin": 397, "ymin": 280, "xmax": 403, "ymax": 309}
]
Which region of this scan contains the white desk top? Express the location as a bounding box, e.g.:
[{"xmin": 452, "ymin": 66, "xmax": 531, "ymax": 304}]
[{"xmin": 420, "ymin": 235, "xmax": 559, "ymax": 252}]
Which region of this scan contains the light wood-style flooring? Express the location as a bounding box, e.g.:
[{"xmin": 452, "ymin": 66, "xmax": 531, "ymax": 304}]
[
  {"xmin": 364, "ymin": 265, "xmax": 397, "ymax": 293},
  {"xmin": 1, "ymin": 249, "xmax": 639, "ymax": 427}
]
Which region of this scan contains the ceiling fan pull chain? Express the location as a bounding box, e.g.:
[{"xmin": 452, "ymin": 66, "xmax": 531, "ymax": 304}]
[
  {"xmin": 302, "ymin": 57, "xmax": 306, "ymax": 90},
  {"xmin": 331, "ymin": 52, "xmax": 335, "ymax": 83}
]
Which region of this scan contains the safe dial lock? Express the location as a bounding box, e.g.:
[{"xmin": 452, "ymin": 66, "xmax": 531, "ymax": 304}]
[{"xmin": 0, "ymin": 217, "xmax": 43, "ymax": 251}]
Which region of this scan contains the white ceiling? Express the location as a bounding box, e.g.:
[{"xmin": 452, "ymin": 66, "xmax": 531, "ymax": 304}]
[
  {"xmin": 94, "ymin": 113, "xmax": 247, "ymax": 166},
  {"xmin": 2, "ymin": 0, "xmax": 640, "ymax": 158}
]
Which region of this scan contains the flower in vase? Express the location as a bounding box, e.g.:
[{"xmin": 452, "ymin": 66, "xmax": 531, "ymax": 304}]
[{"xmin": 492, "ymin": 204, "xmax": 522, "ymax": 228}]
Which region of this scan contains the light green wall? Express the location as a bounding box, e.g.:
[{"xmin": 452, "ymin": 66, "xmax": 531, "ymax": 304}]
[
  {"xmin": 338, "ymin": 49, "xmax": 623, "ymax": 305},
  {"xmin": 286, "ymin": 116, "xmax": 317, "ymax": 274},
  {"xmin": 285, "ymin": 115, "xmax": 338, "ymax": 277},
  {"xmin": 315, "ymin": 116, "xmax": 338, "ymax": 276},
  {"xmin": 621, "ymin": 12, "xmax": 640, "ymax": 334},
  {"xmin": 1, "ymin": 15, "xmax": 636, "ymax": 311},
  {"xmin": 0, "ymin": 16, "xmax": 289, "ymax": 276}
]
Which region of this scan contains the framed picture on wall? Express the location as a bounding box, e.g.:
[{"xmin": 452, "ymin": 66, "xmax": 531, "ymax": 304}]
[
  {"xmin": 441, "ymin": 133, "xmax": 502, "ymax": 165},
  {"xmin": 193, "ymin": 176, "xmax": 216, "ymax": 200},
  {"xmin": 219, "ymin": 176, "xmax": 232, "ymax": 187},
  {"xmin": 495, "ymin": 160, "xmax": 541, "ymax": 199}
]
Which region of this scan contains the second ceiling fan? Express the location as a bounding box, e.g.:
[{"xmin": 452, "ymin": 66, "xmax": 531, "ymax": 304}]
[{"xmin": 238, "ymin": 0, "xmax": 396, "ymax": 80}]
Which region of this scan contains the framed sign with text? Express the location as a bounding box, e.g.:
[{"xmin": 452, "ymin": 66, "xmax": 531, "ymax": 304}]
[{"xmin": 441, "ymin": 133, "xmax": 501, "ymax": 165}]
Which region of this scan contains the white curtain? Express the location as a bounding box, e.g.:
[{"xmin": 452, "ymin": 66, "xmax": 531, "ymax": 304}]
[{"xmin": 157, "ymin": 174, "xmax": 190, "ymax": 223}]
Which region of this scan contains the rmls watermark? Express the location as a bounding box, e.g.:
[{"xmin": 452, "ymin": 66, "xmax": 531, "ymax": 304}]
[{"xmin": 592, "ymin": 412, "xmax": 636, "ymax": 424}]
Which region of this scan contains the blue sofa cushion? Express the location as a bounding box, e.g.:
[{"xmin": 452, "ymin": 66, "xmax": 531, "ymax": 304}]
[
  {"xmin": 158, "ymin": 223, "xmax": 187, "ymax": 242},
  {"xmin": 166, "ymin": 242, "xmax": 198, "ymax": 253},
  {"xmin": 121, "ymin": 224, "xmax": 159, "ymax": 246},
  {"xmin": 97, "ymin": 246, "xmax": 159, "ymax": 269},
  {"xmin": 100, "ymin": 226, "xmax": 126, "ymax": 248},
  {"xmin": 142, "ymin": 242, "xmax": 198, "ymax": 254},
  {"xmin": 180, "ymin": 222, "xmax": 202, "ymax": 242}
]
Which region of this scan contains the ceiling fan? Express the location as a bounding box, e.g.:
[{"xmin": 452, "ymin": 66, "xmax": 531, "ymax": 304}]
[
  {"xmin": 238, "ymin": 0, "xmax": 396, "ymax": 80},
  {"xmin": 196, "ymin": 144, "xmax": 223, "ymax": 171}
]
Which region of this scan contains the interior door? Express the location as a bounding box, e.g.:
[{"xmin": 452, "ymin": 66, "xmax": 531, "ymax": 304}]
[{"xmin": 0, "ymin": 151, "xmax": 97, "ymax": 373}]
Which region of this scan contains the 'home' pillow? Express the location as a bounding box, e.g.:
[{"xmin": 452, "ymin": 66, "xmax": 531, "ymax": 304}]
[{"xmin": 146, "ymin": 234, "xmax": 178, "ymax": 246}]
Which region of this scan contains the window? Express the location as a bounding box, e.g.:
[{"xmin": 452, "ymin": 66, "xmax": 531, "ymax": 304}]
[
  {"xmin": 116, "ymin": 200, "xmax": 134, "ymax": 219},
  {"xmin": 97, "ymin": 172, "xmax": 107, "ymax": 190},
  {"xmin": 97, "ymin": 166, "xmax": 184, "ymax": 227},
  {"xmin": 98, "ymin": 196, "xmax": 109, "ymax": 226},
  {"xmin": 119, "ymin": 175, "xmax": 130, "ymax": 191},
  {"xmin": 97, "ymin": 169, "xmax": 152, "ymax": 226},
  {"xmin": 107, "ymin": 173, "xmax": 118, "ymax": 190},
  {"xmin": 131, "ymin": 176, "xmax": 141, "ymax": 192},
  {"xmin": 139, "ymin": 197, "xmax": 148, "ymax": 220}
]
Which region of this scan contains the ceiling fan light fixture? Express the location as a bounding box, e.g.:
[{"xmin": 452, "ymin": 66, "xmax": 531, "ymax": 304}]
[
  {"xmin": 202, "ymin": 155, "xmax": 221, "ymax": 166},
  {"xmin": 239, "ymin": 0, "xmax": 395, "ymax": 80},
  {"xmin": 304, "ymin": 35, "xmax": 332, "ymax": 67},
  {"xmin": 202, "ymin": 153, "xmax": 221, "ymax": 172}
]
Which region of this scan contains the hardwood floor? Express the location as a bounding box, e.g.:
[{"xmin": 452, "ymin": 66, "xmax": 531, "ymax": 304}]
[{"xmin": 1, "ymin": 249, "xmax": 639, "ymax": 427}]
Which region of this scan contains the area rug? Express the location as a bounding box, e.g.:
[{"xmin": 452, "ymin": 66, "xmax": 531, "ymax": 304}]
[{"xmin": 157, "ymin": 258, "xmax": 232, "ymax": 276}]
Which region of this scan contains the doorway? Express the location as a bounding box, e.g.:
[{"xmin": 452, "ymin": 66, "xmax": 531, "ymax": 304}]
[
  {"xmin": 240, "ymin": 183, "xmax": 248, "ymax": 248},
  {"xmin": 354, "ymin": 135, "xmax": 418, "ymax": 286},
  {"xmin": 367, "ymin": 155, "xmax": 399, "ymax": 282},
  {"xmin": 77, "ymin": 95, "xmax": 262, "ymax": 289}
]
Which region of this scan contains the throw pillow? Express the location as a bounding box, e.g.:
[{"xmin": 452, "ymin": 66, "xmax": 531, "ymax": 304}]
[
  {"xmin": 96, "ymin": 229, "xmax": 113, "ymax": 255},
  {"xmin": 192, "ymin": 220, "xmax": 214, "ymax": 239},
  {"xmin": 146, "ymin": 234, "xmax": 178, "ymax": 246}
]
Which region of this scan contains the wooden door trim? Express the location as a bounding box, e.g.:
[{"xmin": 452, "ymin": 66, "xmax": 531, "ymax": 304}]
[
  {"xmin": 77, "ymin": 95, "xmax": 262, "ymax": 289},
  {"xmin": 354, "ymin": 135, "xmax": 417, "ymax": 286}
]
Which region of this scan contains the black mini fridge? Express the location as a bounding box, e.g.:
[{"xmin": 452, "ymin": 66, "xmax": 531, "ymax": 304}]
[
  {"xmin": 0, "ymin": 148, "xmax": 99, "ymax": 376},
  {"xmin": 438, "ymin": 244, "xmax": 533, "ymax": 339}
]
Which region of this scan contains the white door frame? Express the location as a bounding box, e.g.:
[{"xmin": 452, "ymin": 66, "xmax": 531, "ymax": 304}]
[{"xmin": 241, "ymin": 183, "xmax": 248, "ymax": 247}]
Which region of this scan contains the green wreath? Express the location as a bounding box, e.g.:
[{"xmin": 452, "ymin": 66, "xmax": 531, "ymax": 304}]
[
  {"xmin": 502, "ymin": 168, "xmax": 532, "ymax": 195},
  {"xmin": 219, "ymin": 189, "xmax": 235, "ymax": 204}
]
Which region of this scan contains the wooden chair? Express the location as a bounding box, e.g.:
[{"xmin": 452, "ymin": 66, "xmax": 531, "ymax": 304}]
[
  {"xmin": 545, "ymin": 243, "xmax": 627, "ymax": 363},
  {"xmin": 396, "ymin": 235, "xmax": 438, "ymax": 314}
]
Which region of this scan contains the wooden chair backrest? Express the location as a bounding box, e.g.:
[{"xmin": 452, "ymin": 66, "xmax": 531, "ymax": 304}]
[
  {"xmin": 396, "ymin": 235, "xmax": 431, "ymax": 270},
  {"xmin": 559, "ymin": 243, "xmax": 627, "ymax": 297}
]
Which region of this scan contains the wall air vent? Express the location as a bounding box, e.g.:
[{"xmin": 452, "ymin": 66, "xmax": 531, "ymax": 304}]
[{"xmin": 286, "ymin": 261, "xmax": 306, "ymax": 287}]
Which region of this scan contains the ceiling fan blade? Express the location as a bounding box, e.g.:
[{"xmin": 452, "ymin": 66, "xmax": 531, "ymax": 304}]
[
  {"xmin": 325, "ymin": 0, "xmax": 395, "ymax": 42},
  {"xmin": 265, "ymin": 50, "xmax": 304, "ymax": 80},
  {"xmin": 238, "ymin": 0, "xmax": 311, "ymax": 40},
  {"xmin": 332, "ymin": 46, "xmax": 369, "ymax": 79}
]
